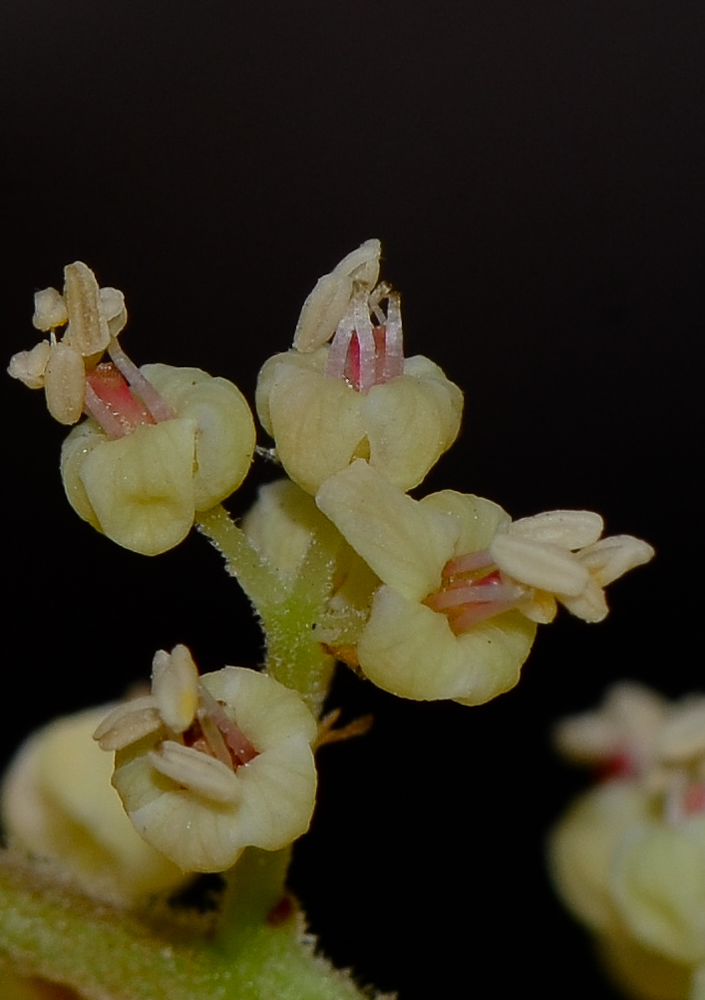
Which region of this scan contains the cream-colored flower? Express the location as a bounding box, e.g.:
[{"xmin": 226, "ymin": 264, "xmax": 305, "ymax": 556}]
[
  {"xmin": 1, "ymin": 705, "xmax": 186, "ymax": 905},
  {"xmin": 316, "ymin": 462, "xmax": 653, "ymax": 704},
  {"xmin": 61, "ymin": 363, "xmax": 255, "ymax": 555},
  {"xmin": 316, "ymin": 462, "xmax": 536, "ymax": 704},
  {"xmin": 553, "ymin": 681, "xmax": 670, "ymax": 777},
  {"xmin": 256, "ymin": 241, "xmax": 463, "ymax": 495},
  {"xmin": 9, "ymin": 263, "xmax": 255, "ymax": 555},
  {"xmin": 550, "ymin": 686, "xmax": 705, "ymax": 998},
  {"xmin": 95, "ymin": 646, "xmax": 318, "ymax": 873}
]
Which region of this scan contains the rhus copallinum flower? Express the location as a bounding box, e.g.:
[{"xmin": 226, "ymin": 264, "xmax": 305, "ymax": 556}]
[
  {"xmin": 256, "ymin": 240, "xmax": 463, "ymax": 495},
  {"xmin": 316, "ymin": 462, "xmax": 654, "ymax": 704},
  {"xmin": 94, "ymin": 645, "xmax": 318, "ymax": 873},
  {"xmin": 550, "ymin": 685, "xmax": 705, "ymax": 1000},
  {"xmin": 9, "ymin": 263, "xmax": 256, "ymax": 555},
  {"xmin": 1, "ymin": 705, "xmax": 186, "ymax": 905}
]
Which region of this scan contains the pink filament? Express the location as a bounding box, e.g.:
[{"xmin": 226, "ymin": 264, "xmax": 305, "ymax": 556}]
[
  {"xmin": 325, "ymin": 289, "xmax": 405, "ymax": 393},
  {"xmin": 107, "ymin": 338, "xmax": 175, "ymax": 422},
  {"xmin": 197, "ymin": 685, "xmax": 259, "ymax": 768},
  {"xmin": 424, "ymin": 559, "xmax": 527, "ymax": 636},
  {"xmin": 84, "ymin": 364, "xmax": 156, "ymax": 438}
]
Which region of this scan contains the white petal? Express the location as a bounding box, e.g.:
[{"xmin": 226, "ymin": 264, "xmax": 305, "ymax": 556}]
[
  {"xmin": 658, "ymin": 700, "xmax": 705, "ymax": 763},
  {"xmin": 77, "ymin": 419, "xmax": 197, "ymax": 555},
  {"xmin": 142, "ymin": 364, "xmax": 256, "ymax": 510},
  {"xmin": 612, "ymin": 818, "xmax": 705, "ymax": 964},
  {"xmin": 362, "ymin": 364, "xmax": 463, "ymax": 490}
]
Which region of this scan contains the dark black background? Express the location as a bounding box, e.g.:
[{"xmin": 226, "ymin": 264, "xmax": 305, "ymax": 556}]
[{"xmin": 1, "ymin": 2, "xmax": 703, "ymax": 997}]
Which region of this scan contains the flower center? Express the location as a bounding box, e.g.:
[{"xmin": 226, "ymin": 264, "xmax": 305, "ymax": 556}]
[
  {"xmin": 182, "ymin": 684, "xmax": 259, "ymax": 771},
  {"xmin": 423, "ymin": 550, "xmax": 527, "ymax": 635},
  {"xmin": 324, "ymin": 287, "xmax": 404, "ymax": 393},
  {"xmin": 83, "ymin": 339, "xmax": 174, "ymax": 438}
]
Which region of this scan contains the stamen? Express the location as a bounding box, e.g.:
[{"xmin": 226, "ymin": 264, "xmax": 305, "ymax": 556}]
[
  {"xmin": 197, "ymin": 684, "xmax": 259, "ymax": 767},
  {"xmin": 443, "ymin": 550, "xmax": 493, "ymax": 577},
  {"xmin": 380, "ymin": 291, "xmax": 404, "ymax": 382},
  {"xmin": 84, "ymin": 364, "xmax": 156, "ymax": 438},
  {"xmin": 148, "ymin": 742, "xmax": 241, "ymax": 804},
  {"xmin": 448, "ymin": 599, "xmax": 522, "ymax": 633},
  {"xmin": 325, "ymin": 285, "xmax": 406, "ymax": 392},
  {"xmin": 325, "ymin": 308, "xmax": 356, "ymax": 380},
  {"xmin": 424, "ymin": 556, "xmax": 528, "ymax": 636},
  {"xmin": 351, "ymin": 294, "xmax": 376, "ymax": 393},
  {"xmin": 192, "ymin": 707, "xmax": 233, "ymax": 767},
  {"xmin": 107, "ymin": 338, "xmax": 175, "ymax": 422},
  {"xmin": 425, "ymin": 578, "xmax": 522, "ymax": 612}
]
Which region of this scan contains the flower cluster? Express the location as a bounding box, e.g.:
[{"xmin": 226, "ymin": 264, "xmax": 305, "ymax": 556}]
[
  {"xmin": 4, "ymin": 242, "xmax": 656, "ymax": 908},
  {"xmin": 549, "ymin": 684, "xmax": 705, "ymax": 1000},
  {"xmin": 9, "ymin": 263, "xmax": 255, "ymax": 554}
]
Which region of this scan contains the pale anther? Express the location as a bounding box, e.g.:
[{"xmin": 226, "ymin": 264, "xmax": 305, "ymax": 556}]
[
  {"xmin": 508, "ymin": 510, "xmax": 604, "ymax": 548},
  {"xmin": 151, "ymin": 645, "xmax": 199, "ymax": 734},
  {"xmin": 148, "ymin": 742, "xmax": 241, "ymax": 804},
  {"xmin": 93, "ymin": 696, "xmax": 162, "ymax": 751},
  {"xmin": 490, "ymin": 533, "xmax": 591, "ymax": 596}
]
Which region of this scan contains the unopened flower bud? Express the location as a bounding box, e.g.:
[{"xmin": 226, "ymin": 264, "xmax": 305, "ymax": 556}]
[{"xmin": 1, "ymin": 706, "xmax": 186, "ymax": 905}]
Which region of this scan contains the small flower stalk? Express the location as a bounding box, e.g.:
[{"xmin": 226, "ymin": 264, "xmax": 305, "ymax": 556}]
[{"xmin": 95, "ymin": 646, "xmax": 318, "ymax": 873}]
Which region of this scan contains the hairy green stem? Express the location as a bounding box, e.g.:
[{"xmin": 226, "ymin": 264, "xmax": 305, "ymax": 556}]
[
  {"xmin": 197, "ymin": 506, "xmax": 337, "ymax": 715},
  {"xmin": 0, "ymin": 851, "xmax": 373, "ymax": 1000}
]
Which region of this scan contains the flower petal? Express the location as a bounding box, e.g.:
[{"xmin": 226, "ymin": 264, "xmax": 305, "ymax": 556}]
[
  {"xmin": 358, "ymin": 586, "xmax": 535, "ymax": 704},
  {"xmin": 362, "ymin": 360, "xmax": 463, "ymax": 490},
  {"xmin": 142, "ymin": 364, "xmax": 255, "ymax": 511},
  {"xmin": 77, "ymin": 419, "xmax": 197, "ymax": 555},
  {"xmin": 316, "ymin": 461, "xmax": 459, "ymax": 601}
]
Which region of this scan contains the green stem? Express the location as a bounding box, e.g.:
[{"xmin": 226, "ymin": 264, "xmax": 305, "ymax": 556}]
[
  {"xmin": 0, "ymin": 852, "xmax": 372, "ymax": 1000},
  {"xmin": 196, "ymin": 506, "xmax": 337, "ymax": 716}
]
